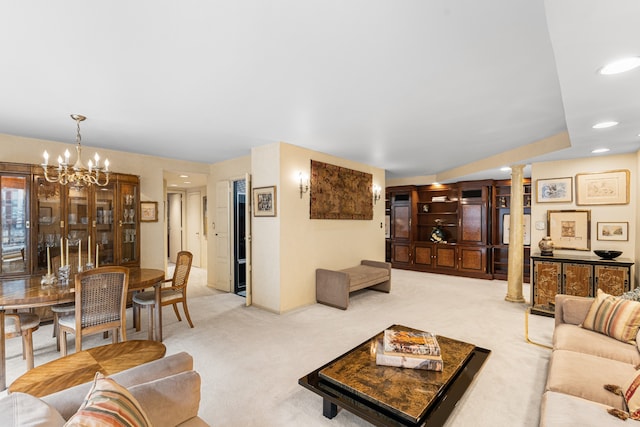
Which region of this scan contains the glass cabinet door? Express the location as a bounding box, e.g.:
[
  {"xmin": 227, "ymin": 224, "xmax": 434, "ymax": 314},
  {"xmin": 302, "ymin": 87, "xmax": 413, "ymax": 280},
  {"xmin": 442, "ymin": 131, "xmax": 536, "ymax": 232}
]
[
  {"xmin": 95, "ymin": 183, "xmax": 116, "ymax": 267},
  {"xmin": 1, "ymin": 174, "xmax": 29, "ymax": 275},
  {"xmin": 67, "ymin": 186, "xmax": 90, "ymax": 272},
  {"xmin": 119, "ymin": 180, "xmax": 139, "ymax": 264},
  {"xmin": 34, "ymin": 176, "xmax": 62, "ymax": 274}
]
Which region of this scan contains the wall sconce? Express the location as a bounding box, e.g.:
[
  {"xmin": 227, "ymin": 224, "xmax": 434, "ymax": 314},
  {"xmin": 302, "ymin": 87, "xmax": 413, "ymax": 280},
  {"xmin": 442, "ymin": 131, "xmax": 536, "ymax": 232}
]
[
  {"xmin": 299, "ymin": 172, "xmax": 309, "ymax": 198},
  {"xmin": 372, "ymin": 184, "xmax": 382, "ymax": 205}
]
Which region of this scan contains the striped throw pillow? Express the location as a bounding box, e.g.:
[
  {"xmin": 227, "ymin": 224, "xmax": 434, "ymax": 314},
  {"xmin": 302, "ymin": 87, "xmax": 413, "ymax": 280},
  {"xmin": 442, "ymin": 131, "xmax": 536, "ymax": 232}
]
[
  {"xmin": 582, "ymin": 289, "xmax": 640, "ymax": 344},
  {"xmin": 623, "ymin": 370, "xmax": 640, "ymax": 420},
  {"xmin": 64, "ymin": 372, "xmax": 151, "ymax": 427}
]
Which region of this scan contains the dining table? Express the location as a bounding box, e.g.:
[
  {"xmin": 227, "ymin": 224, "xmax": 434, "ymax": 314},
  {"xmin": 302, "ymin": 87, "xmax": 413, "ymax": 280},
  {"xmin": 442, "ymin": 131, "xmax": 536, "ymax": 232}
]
[{"xmin": 0, "ymin": 266, "xmax": 165, "ymax": 391}]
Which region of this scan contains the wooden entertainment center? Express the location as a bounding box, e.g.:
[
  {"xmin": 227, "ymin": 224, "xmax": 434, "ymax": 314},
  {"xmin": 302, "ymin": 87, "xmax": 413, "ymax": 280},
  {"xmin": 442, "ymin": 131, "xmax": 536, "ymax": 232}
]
[{"xmin": 386, "ymin": 179, "xmax": 531, "ymax": 281}]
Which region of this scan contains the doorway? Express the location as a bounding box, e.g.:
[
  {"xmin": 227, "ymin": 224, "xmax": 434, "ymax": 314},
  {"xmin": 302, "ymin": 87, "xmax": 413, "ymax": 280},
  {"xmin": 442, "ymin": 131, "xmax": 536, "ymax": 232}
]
[
  {"xmin": 167, "ymin": 192, "xmax": 183, "ymax": 263},
  {"xmin": 233, "ymin": 180, "xmax": 246, "ymax": 296}
]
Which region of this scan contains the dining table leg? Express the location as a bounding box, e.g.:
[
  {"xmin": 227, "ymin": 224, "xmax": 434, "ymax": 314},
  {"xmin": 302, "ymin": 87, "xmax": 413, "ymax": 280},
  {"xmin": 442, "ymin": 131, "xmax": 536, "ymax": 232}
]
[{"xmin": 1, "ymin": 309, "xmax": 6, "ymax": 391}]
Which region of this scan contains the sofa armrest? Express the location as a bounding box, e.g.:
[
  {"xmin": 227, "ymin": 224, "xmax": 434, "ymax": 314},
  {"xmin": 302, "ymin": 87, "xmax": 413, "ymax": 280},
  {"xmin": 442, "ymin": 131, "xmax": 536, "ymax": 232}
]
[
  {"xmin": 42, "ymin": 352, "xmax": 194, "ymax": 420},
  {"xmin": 554, "ymin": 294, "xmax": 594, "ymax": 326},
  {"xmin": 130, "ymin": 371, "xmax": 201, "ymax": 427},
  {"xmin": 361, "ymin": 260, "xmax": 391, "ymax": 271}
]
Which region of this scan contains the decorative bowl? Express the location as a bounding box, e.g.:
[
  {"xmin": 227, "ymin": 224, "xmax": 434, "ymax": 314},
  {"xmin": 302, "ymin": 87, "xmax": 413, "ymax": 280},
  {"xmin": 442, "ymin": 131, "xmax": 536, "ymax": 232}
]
[{"xmin": 594, "ymin": 250, "xmax": 622, "ymax": 260}]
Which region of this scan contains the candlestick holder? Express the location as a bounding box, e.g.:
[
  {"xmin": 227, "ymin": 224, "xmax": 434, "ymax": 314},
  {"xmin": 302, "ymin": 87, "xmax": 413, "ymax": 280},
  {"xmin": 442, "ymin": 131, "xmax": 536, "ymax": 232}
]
[
  {"xmin": 58, "ymin": 265, "xmax": 70, "ymax": 286},
  {"xmin": 40, "ymin": 273, "xmax": 58, "ymax": 287},
  {"xmin": 85, "ymin": 262, "xmax": 94, "ymax": 270}
]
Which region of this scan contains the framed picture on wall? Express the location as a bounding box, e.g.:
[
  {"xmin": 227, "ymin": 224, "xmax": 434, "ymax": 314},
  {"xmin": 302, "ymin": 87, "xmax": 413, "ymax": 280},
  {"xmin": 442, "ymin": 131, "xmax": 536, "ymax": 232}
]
[
  {"xmin": 597, "ymin": 222, "xmax": 628, "ymax": 241},
  {"xmin": 547, "ymin": 210, "xmax": 591, "ymax": 251},
  {"xmin": 536, "ymin": 177, "xmax": 572, "ymax": 203},
  {"xmin": 576, "ymin": 169, "xmax": 630, "ymax": 205},
  {"xmin": 140, "ymin": 201, "xmax": 158, "ymax": 222},
  {"xmin": 253, "ymin": 186, "xmax": 277, "ymax": 217},
  {"xmin": 502, "ymin": 214, "xmax": 531, "ymax": 245}
]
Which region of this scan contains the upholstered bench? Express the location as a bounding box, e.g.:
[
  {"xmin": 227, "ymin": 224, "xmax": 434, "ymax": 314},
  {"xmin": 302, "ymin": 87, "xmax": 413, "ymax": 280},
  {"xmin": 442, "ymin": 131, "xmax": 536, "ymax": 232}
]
[{"xmin": 316, "ymin": 260, "xmax": 391, "ymax": 310}]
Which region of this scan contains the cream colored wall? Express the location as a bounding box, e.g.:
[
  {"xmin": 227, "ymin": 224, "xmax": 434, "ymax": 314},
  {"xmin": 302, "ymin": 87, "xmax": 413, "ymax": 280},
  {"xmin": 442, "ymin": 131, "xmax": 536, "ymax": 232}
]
[
  {"xmin": 0, "ymin": 133, "xmax": 210, "ymax": 271},
  {"xmin": 207, "ymin": 155, "xmax": 251, "ymax": 291},
  {"xmin": 275, "ymin": 143, "xmax": 386, "ymax": 313},
  {"xmin": 531, "ymin": 153, "xmax": 637, "ymax": 285},
  {"xmin": 250, "ymin": 144, "xmax": 282, "ymax": 311}
]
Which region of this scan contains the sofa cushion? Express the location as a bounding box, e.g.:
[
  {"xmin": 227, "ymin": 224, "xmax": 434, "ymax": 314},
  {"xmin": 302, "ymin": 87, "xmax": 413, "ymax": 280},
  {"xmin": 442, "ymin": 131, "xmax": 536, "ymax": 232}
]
[
  {"xmin": 546, "ymin": 349, "xmax": 633, "ymax": 409},
  {"xmin": 0, "ymin": 392, "xmax": 65, "ymax": 427},
  {"xmin": 582, "ymin": 289, "xmax": 640, "ymax": 344},
  {"xmin": 540, "ymin": 391, "xmax": 628, "ymax": 427},
  {"xmin": 128, "ymin": 371, "xmax": 201, "ymax": 427},
  {"xmin": 553, "ymin": 323, "xmax": 640, "ymax": 365},
  {"xmin": 64, "ymin": 373, "xmax": 151, "ymax": 427}
]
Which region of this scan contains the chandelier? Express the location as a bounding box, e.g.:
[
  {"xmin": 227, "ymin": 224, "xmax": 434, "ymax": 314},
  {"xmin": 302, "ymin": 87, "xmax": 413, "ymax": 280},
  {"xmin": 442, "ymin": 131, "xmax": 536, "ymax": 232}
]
[{"xmin": 42, "ymin": 114, "xmax": 110, "ymax": 188}]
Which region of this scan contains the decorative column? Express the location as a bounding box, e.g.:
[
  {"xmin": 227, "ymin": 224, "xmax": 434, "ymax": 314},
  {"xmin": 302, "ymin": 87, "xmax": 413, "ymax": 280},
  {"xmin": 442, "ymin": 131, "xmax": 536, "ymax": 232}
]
[{"xmin": 505, "ymin": 164, "xmax": 525, "ymax": 303}]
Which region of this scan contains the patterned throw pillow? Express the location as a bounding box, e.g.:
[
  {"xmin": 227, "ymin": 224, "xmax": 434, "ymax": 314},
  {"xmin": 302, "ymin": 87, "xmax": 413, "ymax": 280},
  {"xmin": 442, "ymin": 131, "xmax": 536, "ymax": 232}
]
[
  {"xmin": 64, "ymin": 372, "xmax": 151, "ymax": 427},
  {"xmin": 582, "ymin": 289, "xmax": 640, "ymax": 344}
]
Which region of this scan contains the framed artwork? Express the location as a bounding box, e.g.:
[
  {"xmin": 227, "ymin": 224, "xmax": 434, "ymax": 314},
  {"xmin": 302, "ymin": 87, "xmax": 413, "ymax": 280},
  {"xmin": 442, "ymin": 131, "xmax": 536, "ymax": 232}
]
[
  {"xmin": 140, "ymin": 201, "xmax": 158, "ymax": 222},
  {"xmin": 502, "ymin": 214, "xmax": 531, "ymax": 245},
  {"xmin": 547, "ymin": 210, "xmax": 591, "ymax": 251},
  {"xmin": 597, "ymin": 222, "xmax": 628, "ymax": 241},
  {"xmin": 253, "ymin": 186, "xmax": 277, "ymax": 217},
  {"xmin": 536, "ymin": 177, "xmax": 572, "ymax": 203},
  {"xmin": 575, "ymin": 169, "xmax": 630, "ymax": 205}
]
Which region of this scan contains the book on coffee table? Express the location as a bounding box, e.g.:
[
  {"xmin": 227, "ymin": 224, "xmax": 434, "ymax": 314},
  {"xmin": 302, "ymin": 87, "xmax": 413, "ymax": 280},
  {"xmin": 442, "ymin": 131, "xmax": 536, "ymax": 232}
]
[
  {"xmin": 375, "ymin": 338, "xmax": 444, "ymax": 371},
  {"xmin": 383, "ymin": 328, "xmax": 441, "ymax": 357}
]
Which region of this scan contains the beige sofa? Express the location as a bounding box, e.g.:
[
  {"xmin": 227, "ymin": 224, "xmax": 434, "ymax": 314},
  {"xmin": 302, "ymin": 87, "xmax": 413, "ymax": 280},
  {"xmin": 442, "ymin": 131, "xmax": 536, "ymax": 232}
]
[
  {"xmin": 316, "ymin": 260, "xmax": 391, "ymax": 309},
  {"xmin": 540, "ymin": 294, "xmax": 640, "ymax": 426},
  {"xmin": 1, "ymin": 351, "xmax": 208, "ymax": 426}
]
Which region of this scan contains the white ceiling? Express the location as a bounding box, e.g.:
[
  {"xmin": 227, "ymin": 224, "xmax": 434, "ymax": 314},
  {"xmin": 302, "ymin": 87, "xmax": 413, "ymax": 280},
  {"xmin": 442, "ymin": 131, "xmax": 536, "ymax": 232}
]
[{"xmin": 1, "ymin": 1, "xmax": 639, "ymax": 185}]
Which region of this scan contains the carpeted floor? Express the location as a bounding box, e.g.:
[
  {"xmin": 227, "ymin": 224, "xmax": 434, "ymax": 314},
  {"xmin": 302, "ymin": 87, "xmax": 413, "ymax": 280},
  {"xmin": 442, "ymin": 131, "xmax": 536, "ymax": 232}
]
[{"xmin": 3, "ymin": 267, "xmax": 555, "ymax": 426}]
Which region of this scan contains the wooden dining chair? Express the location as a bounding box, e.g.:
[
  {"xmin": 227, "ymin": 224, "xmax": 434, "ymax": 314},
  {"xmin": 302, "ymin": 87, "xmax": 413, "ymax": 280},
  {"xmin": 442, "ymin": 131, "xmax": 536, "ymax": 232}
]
[
  {"xmin": 133, "ymin": 251, "xmax": 193, "ymax": 340},
  {"xmin": 58, "ymin": 266, "xmax": 129, "ymax": 356},
  {"xmin": 5, "ymin": 312, "xmax": 40, "ymax": 370}
]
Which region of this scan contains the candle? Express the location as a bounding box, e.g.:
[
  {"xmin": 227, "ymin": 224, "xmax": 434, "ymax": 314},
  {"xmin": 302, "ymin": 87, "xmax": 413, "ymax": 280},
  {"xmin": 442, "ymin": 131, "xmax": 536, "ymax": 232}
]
[
  {"xmin": 78, "ymin": 239, "xmax": 82, "ymax": 269},
  {"xmin": 60, "ymin": 237, "xmax": 64, "ymax": 266},
  {"xmin": 66, "ymin": 239, "xmax": 69, "ymax": 267},
  {"xmin": 88, "ymin": 235, "xmax": 91, "ymax": 264},
  {"xmin": 96, "ymin": 244, "xmax": 99, "ymax": 268},
  {"xmin": 47, "ymin": 246, "xmax": 51, "ymax": 276}
]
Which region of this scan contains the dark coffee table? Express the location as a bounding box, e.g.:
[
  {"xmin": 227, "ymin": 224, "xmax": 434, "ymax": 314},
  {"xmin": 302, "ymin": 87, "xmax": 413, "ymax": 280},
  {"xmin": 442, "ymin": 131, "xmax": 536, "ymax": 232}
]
[{"xmin": 299, "ymin": 325, "xmax": 490, "ymax": 426}]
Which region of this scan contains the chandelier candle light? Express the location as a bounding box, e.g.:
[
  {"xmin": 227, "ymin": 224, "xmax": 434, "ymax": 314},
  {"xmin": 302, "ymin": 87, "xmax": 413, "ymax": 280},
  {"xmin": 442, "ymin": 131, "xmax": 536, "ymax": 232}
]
[{"xmin": 42, "ymin": 114, "xmax": 110, "ymax": 187}]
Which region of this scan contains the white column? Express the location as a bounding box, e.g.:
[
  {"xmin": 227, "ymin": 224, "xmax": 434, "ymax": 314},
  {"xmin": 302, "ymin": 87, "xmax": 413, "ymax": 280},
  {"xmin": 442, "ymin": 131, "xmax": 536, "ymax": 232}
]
[{"xmin": 505, "ymin": 165, "xmax": 525, "ymax": 303}]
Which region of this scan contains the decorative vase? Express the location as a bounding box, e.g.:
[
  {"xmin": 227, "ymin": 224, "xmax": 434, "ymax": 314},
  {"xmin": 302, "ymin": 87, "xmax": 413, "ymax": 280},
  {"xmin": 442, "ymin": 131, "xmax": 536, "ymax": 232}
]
[{"xmin": 539, "ymin": 236, "xmax": 554, "ymax": 256}]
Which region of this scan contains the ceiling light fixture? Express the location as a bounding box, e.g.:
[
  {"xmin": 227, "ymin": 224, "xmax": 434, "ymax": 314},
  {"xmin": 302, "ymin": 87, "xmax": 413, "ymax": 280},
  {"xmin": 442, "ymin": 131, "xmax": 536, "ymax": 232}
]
[
  {"xmin": 591, "ymin": 148, "xmax": 610, "ymax": 154},
  {"xmin": 500, "ymin": 167, "xmax": 511, "ymax": 172},
  {"xmin": 42, "ymin": 115, "xmax": 110, "ymax": 188},
  {"xmin": 599, "ymin": 56, "xmax": 640, "ymax": 75},
  {"xmin": 592, "ymin": 121, "xmax": 619, "ymax": 129}
]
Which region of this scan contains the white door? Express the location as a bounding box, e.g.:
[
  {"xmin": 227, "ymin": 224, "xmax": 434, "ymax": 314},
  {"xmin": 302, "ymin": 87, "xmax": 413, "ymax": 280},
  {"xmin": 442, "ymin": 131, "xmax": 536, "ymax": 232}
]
[
  {"xmin": 245, "ymin": 173, "xmax": 252, "ymax": 306},
  {"xmin": 214, "ymin": 181, "xmax": 231, "ymax": 292},
  {"xmin": 187, "ymin": 192, "xmax": 202, "ymax": 267},
  {"xmin": 168, "ymin": 193, "xmax": 183, "ymax": 263}
]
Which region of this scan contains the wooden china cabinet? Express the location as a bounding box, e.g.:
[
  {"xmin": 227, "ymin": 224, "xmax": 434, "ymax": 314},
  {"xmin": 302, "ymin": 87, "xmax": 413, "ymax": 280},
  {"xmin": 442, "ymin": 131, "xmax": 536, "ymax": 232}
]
[
  {"xmin": 387, "ymin": 180, "xmax": 492, "ymax": 279},
  {"xmin": 0, "ymin": 162, "xmax": 140, "ymax": 280}
]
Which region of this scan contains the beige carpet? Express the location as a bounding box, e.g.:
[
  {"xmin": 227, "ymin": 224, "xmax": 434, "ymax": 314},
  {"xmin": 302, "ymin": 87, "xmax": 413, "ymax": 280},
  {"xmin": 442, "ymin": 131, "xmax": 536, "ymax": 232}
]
[{"xmin": 3, "ymin": 267, "xmax": 555, "ymax": 426}]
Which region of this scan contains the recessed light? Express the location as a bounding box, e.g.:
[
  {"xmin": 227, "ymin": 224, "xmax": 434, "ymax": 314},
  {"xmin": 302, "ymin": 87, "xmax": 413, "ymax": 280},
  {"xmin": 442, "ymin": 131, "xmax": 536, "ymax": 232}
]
[
  {"xmin": 599, "ymin": 56, "xmax": 640, "ymax": 75},
  {"xmin": 500, "ymin": 167, "xmax": 511, "ymax": 172},
  {"xmin": 591, "ymin": 148, "xmax": 610, "ymax": 154},
  {"xmin": 170, "ymin": 184, "xmax": 178, "ymax": 187},
  {"xmin": 179, "ymin": 174, "xmax": 189, "ymax": 178},
  {"xmin": 592, "ymin": 121, "xmax": 619, "ymax": 129},
  {"xmin": 184, "ymin": 181, "xmax": 191, "ymax": 184}
]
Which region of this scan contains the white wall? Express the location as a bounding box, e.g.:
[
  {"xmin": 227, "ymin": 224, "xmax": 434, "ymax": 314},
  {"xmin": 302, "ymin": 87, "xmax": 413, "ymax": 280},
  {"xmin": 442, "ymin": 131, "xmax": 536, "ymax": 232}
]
[{"xmin": 531, "ymin": 153, "xmax": 637, "ymax": 285}]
